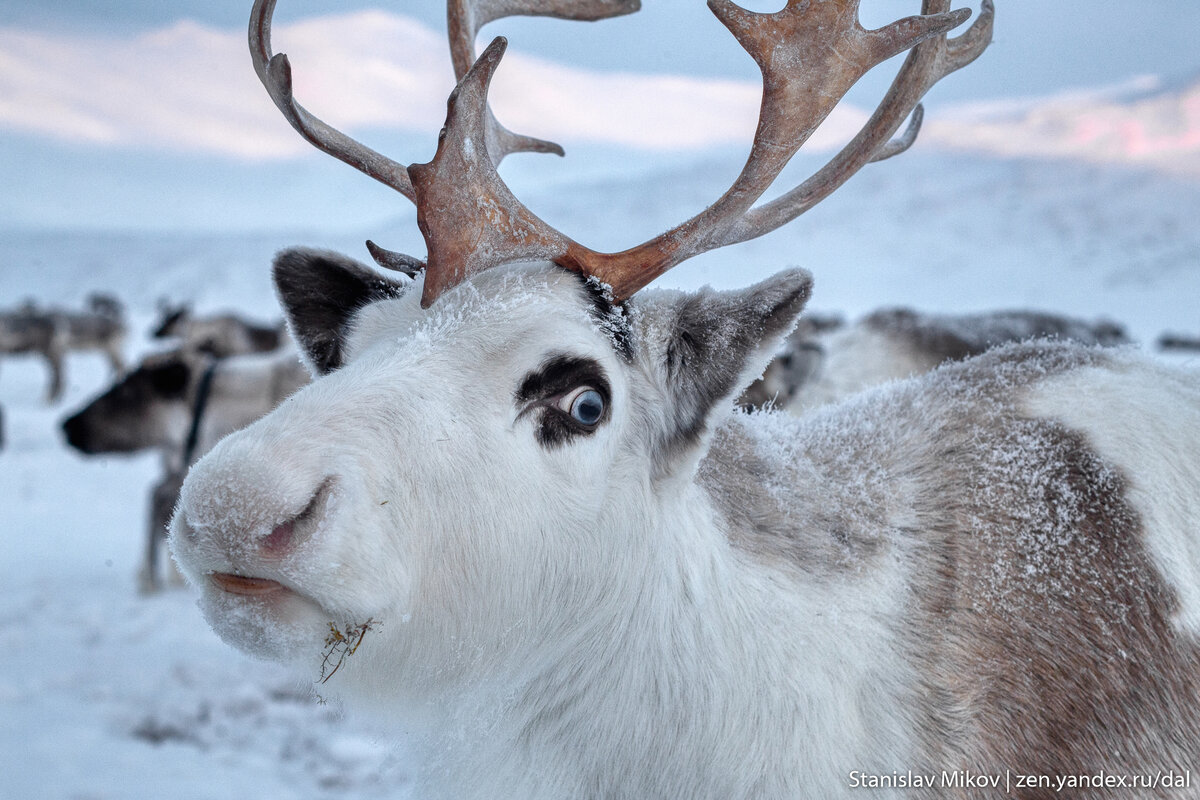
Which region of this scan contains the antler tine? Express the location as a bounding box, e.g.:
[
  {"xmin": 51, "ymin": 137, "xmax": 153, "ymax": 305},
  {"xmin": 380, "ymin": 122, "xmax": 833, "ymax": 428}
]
[
  {"xmin": 869, "ymin": 104, "xmax": 924, "ymax": 164},
  {"xmin": 725, "ymin": 0, "xmax": 994, "ymax": 244},
  {"xmin": 567, "ymin": 0, "xmax": 984, "ymax": 299},
  {"xmin": 408, "ymin": 38, "xmax": 577, "ymax": 308},
  {"xmin": 446, "ymin": 0, "xmax": 640, "ymax": 165},
  {"xmin": 249, "ymin": 0, "xmax": 416, "ymax": 201}
]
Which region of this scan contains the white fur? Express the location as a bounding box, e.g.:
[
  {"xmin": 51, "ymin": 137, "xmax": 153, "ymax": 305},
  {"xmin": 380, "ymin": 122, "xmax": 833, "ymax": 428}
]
[{"xmin": 1024, "ymin": 354, "xmax": 1200, "ymax": 636}]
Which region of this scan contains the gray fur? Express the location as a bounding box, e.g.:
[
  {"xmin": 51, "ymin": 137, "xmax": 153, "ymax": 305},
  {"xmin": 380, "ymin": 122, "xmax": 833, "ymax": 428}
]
[
  {"xmin": 708, "ymin": 340, "xmax": 1200, "ymax": 778},
  {"xmin": 642, "ymin": 270, "xmax": 812, "ymax": 469}
]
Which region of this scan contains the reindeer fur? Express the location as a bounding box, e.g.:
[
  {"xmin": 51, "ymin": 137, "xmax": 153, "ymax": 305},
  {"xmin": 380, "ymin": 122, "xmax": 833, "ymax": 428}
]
[
  {"xmin": 171, "ymin": 253, "xmax": 1200, "ymax": 799},
  {"xmin": 742, "ymin": 307, "xmax": 1130, "ymax": 414}
]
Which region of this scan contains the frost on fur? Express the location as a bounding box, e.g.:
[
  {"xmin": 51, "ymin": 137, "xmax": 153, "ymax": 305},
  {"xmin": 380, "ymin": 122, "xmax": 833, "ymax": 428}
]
[{"xmin": 171, "ymin": 259, "xmax": 1200, "ymax": 800}]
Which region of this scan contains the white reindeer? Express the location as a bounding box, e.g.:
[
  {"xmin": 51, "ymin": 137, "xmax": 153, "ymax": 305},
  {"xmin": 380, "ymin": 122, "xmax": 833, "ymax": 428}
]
[{"xmin": 170, "ymin": 1, "xmax": 1200, "ymax": 798}]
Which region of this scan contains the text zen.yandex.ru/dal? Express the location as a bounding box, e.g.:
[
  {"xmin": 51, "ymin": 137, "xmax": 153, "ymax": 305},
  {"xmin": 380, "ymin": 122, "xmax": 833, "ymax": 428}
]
[{"xmin": 848, "ymin": 768, "xmax": 1192, "ymax": 793}]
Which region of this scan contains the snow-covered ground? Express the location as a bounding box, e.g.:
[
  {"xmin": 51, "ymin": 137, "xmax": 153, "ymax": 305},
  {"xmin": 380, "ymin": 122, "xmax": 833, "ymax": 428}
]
[{"xmin": 3, "ymin": 140, "xmax": 1199, "ymax": 796}]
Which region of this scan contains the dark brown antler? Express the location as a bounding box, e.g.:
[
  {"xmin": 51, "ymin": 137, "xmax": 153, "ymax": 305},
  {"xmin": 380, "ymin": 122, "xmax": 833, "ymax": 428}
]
[{"xmin": 253, "ymin": 0, "xmax": 993, "ymax": 308}]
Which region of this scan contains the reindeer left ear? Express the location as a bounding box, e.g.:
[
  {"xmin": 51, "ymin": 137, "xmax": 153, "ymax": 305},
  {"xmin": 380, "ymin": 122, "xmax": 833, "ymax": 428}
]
[
  {"xmin": 640, "ymin": 269, "xmax": 812, "ymax": 472},
  {"xmin": 273, "ymin": 248, "xmax": 411, "ymax": 375}
]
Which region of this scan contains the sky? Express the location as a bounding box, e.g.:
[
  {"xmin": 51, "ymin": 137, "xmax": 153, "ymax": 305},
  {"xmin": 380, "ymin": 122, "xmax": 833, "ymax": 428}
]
[{"xmin": 1, "ymin": 0, "xmax": 1199, "ymax": 233}]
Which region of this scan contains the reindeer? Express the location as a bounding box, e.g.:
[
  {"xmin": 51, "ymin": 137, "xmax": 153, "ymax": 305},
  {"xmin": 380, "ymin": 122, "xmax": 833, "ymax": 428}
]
[
  {"xmin": 170, "ymin": 1, "xmax": 1200, "ymax": 797},
  {"xmin": 152, "ymin": 302, "xmax": 284, "ymax": 359},
  {"xmin": 63, "ymin": 346, "xmax": 309, "ymax": 592},
  {"xmin": 742, "ymin": 307, "xmax": 1131, "ymax": 412},
  {"xmin": 0, "ymin": 294, "xmax": 127, "ymax": 402},
  {"xmin": 1160, "ymin": 331, "xmax": 1200, "ymax": 353}
]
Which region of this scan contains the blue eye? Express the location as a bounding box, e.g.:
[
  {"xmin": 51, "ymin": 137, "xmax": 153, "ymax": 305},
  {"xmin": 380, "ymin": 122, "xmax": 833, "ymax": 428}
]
[{"xmin": 565, "ymin": 388, "xmax": 605, "ymax": 426}]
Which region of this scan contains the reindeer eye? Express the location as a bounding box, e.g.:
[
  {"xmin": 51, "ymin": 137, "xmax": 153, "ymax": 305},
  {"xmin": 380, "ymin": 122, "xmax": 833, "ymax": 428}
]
[{"xmin": 560, "ymin": 387, "xmax": 605, "ymax": 426}]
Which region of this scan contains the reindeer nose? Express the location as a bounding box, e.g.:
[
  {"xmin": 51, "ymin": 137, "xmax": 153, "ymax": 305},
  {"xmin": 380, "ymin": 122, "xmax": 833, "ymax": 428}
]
[
  {"xmin": 172, "ymin": 475, "xmax": 335, "ymax": 579},
  {"xmin": 61, "ymin": 413, "xmax": 94, "ymax": 453}
]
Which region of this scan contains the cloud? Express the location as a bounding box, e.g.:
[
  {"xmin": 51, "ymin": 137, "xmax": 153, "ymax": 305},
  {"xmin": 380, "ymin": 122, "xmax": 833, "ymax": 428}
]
[
  {"xmin": 0, "ymin": 11, "xmax": 870, "ymax": 159},
  {"xmin": 926, "ymin": 76, "xmax": 1200, "ymax": 177}
]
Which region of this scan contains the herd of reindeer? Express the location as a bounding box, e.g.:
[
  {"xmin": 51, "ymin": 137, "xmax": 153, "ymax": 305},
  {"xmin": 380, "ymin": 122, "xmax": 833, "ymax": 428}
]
[{"xmin": 1, "ymin": 291, "xmax": 1195, "ymax": 593}]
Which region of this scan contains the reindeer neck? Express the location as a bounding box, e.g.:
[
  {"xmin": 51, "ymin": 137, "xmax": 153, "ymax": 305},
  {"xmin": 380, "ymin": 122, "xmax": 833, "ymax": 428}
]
[{"xmin": 397, "ymin": 478, "xmax": 916, "ymax": 799}]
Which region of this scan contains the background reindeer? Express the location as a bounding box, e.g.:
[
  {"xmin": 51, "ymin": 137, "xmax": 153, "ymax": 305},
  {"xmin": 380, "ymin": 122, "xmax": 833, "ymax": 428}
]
[
  {"xmin": 742, "ymin": 306, "xmax": 1131, "ymax": 412},
  {"xmin": 152, "ymin": 301, "xmax": 284, "ymax": 359},
  {"xmin": 0, "ymin": 294, "xmax": 126, "ymax": 402},
  {"xmin": 168, "ymin": 0, "xmax": 1200, "ymax": 798},
  {"xmin": 64, "ymin": 346, "xmax": 309, "ymax": 592}
]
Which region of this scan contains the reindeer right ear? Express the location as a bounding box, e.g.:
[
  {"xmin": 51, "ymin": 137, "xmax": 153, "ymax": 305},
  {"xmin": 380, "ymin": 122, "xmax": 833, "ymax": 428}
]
[
  {"xmin": 273, "ymin": 248, "xmax": 411, "ymax": 375},
  {"xmin": 638, "ymin": 269, "xmax": 813, "ymax": 479}
]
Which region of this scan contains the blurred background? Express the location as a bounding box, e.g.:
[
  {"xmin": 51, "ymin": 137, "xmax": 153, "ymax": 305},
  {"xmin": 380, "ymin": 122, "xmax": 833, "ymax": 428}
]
[{"xmin": 2, "ymin": 1, "xmax": 1199, "ymax": 797}]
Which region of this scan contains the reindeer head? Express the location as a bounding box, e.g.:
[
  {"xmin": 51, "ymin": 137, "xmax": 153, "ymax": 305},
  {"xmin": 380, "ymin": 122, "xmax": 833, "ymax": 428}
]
[
  {"xmin": 172, "ymin": 249, "xmax": 810, "ymax": 693},
  {"xmin": 170, "ymin": 0, "xmax": 991, "ymax": 699},
  {"xmin": 62, "ymin": 349, "xmax": 203, "ymax": 455}
]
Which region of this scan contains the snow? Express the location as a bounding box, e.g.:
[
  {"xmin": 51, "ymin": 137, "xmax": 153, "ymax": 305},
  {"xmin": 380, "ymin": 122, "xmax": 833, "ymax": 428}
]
[{"xmin": 2, "ymin": 122, "xmax": 1199, "ymax": 796}]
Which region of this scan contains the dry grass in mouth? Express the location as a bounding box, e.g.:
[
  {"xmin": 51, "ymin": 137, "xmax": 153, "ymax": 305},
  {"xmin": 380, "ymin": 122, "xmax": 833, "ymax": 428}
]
[{"xmin": 319, "ymin": 618, "xmax": 377, "ymax": 684}]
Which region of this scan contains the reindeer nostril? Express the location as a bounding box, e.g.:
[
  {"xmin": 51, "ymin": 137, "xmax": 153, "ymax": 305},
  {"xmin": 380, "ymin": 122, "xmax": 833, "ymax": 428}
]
[
  {"xmin": 261, "ymin": 519, "xmax": 295, "ymax": 555},
  {"xmin": 258, "ymin": 478, "xmax": 333, "ymax": 558}
]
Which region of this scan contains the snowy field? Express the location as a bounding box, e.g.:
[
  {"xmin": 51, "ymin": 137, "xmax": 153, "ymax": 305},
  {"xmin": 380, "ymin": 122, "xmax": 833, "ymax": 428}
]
[{"xmin": 3, "ymin": 143, "xmax": 1200, "ymax": 798}]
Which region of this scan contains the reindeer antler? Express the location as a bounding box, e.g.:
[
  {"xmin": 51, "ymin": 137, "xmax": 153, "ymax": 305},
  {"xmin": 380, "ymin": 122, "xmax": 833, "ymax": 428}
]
[
  {"xmin": 249, "ymin": 0, "xmax": 638, "ymax": 199},
  {"xmin": 250, "ymin": 0, "xmax": 416, "ymax": 200},
  {"xmin": 253, "ymin": 0, "xmax": 993, "ymax": 307}
]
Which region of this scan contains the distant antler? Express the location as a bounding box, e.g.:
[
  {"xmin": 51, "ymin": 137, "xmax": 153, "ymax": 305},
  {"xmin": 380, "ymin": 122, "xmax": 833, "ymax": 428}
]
[{"xmin": 253, "ymin": 0, "xmax": 993, "ymax": 307}]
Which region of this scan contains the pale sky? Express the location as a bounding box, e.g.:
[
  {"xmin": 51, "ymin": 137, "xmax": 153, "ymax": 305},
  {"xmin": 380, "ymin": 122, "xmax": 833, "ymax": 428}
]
[{"xmin": 2, "ymin": 1, "xmax": 1199, "ymax": 232}]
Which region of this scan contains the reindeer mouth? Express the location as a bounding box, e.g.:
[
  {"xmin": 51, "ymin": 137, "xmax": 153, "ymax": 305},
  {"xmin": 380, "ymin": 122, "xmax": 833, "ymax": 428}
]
[{"xmin": 210, "ymin": 572, "xmax": 289, "ymax": 597}]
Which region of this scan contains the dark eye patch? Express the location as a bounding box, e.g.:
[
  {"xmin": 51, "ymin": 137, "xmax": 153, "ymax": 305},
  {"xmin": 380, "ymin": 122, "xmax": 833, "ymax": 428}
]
[{"xmin": 516, "ymin": 354, "xmax": 612, "ymax": 448}]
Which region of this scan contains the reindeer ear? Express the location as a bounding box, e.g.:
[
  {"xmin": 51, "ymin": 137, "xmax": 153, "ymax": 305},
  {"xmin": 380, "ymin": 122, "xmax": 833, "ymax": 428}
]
[
  {"xmin": 642, "ymin": 268, "xmax": 812, "ymax": 473},
  {"xmin": 273, "ymin": 248, "xmax": 410, "ymax": 375}
]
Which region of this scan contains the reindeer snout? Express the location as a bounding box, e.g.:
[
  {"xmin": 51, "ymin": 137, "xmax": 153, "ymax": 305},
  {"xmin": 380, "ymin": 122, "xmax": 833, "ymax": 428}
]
[
  {"xmin": 61, "ymin": 412, "xmax": 96, "ymax": 454},
  {"xmin": 170, "ymin": 431, "xmax": 337, "ymax": 578}
]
